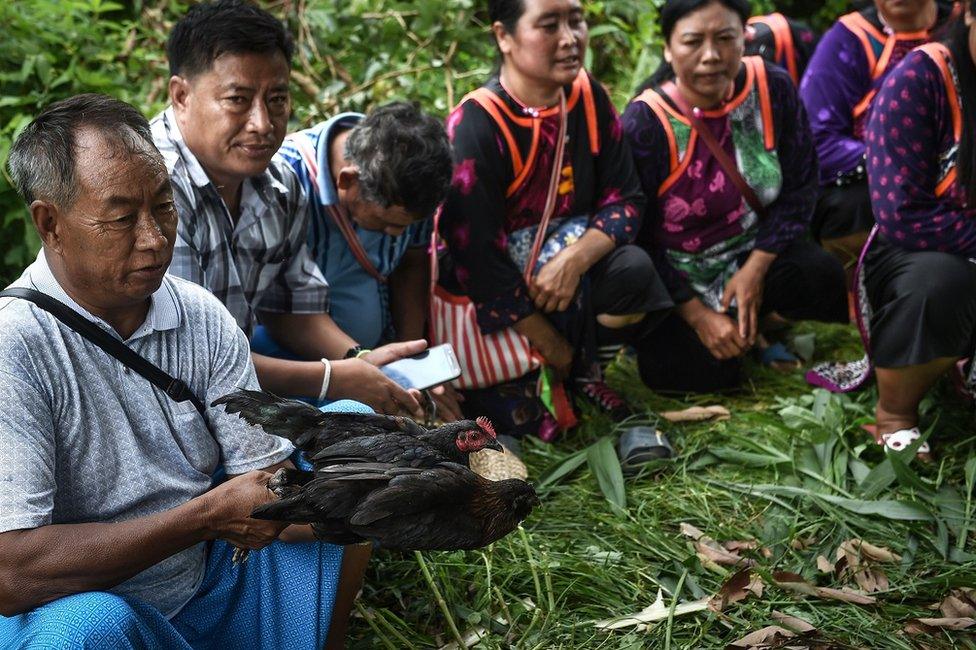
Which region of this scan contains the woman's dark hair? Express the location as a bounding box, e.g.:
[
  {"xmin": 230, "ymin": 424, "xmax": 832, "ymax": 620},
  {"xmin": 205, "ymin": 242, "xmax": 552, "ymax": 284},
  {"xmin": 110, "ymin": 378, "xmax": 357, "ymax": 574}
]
[
  {"xmin": 947, "ymin": 2, "xmax": 976, "ymax": 206},
  {"xmin": 489, "ymin": 0, "xmax": 526, "ymax": 33},
  {"xmin": 488, "ymin": 0, "xmax": 526, "ymax": 68},
  {"xmin": 635, "ymin": 0, "xmax": 751, "ymax": 94}
]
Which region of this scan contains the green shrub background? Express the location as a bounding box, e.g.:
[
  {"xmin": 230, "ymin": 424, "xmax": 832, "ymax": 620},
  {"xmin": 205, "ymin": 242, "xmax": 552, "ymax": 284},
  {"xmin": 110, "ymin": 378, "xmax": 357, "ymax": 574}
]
[{"xmin": 0, "ymin": 0, "xmax": 845, "ymax": 285}]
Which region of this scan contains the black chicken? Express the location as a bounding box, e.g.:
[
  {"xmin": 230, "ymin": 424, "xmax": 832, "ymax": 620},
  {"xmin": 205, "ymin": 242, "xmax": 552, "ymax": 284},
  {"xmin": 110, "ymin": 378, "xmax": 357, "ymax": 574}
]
[
  {"xmin": 212, "ymin": 389, "xmax": 503, "ymax": 466},
  {"xmin": 252, "ymin": 461, "xmax": 540, "ymax": 550},
  {"xmin": 212, "ymin": 389, "xmax": 539, "ymax": 553}
]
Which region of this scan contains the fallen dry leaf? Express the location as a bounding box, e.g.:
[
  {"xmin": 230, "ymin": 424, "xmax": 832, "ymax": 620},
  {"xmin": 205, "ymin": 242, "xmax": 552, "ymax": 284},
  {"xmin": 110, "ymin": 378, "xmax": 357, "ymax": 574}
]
[
  {"xmin": 724, "ymin": 540, "xmax": 760, "ymax": 552},
  {"xmin": 836, "ymin": 539, "xmax": 901, "ymax": 569},
  {"xmin": 832, "ymin": 555, "xmax": 849, "ymax": 578},
  {"xmin": 816, "ymin": 555, "xmax": 834, "ymax": 574},
  {"xmin": 828, "ymin": 539, "xmax": 899, "ymax": 594},
  {"xmin": 815, "ymin": 587, "xmax": 877, "ymax": 605},
  {"xmin": 853, "ymin": 539, "xmax": 901, "ymax": 563},
  {"xmin": 773, "ymin": 572, "xmax": 819, "ymax": 598},
  {"xmin": 933, "ymin": 590, "xmax": 976, "ymax": 618},
  {"xmin": 681, "ymin": 524, "xmax": 756, "ymax": 569},
  {"xmin": 661, "ymin": 405, "xmax": 731, "ymax": 423},
  {"xmin": 594, "ymin": 589, "xmax": 710, "ymax": 630},
  {"xmin": 916, "ymin": 617, "xmax": 976, "ymax": 630},
  {"xmin": 709, "ymin": 568, "xmax": 764, "ymax": 612},
  {"xmin": 748, "ymin": 576, "xmax": 765, "ymax": 598},
  {"xmin": 727, "ymin": 625, "xmax": 797, "ymax": 648},
  {"xmin": 771, "ymin": 611, "xmax": 816, "ymax": 634},
  {"xmin": 773, "ymin": 572, "xmax": 877, "ymax": 605},
  {"xmin": 697, "ymin": 541, "xmax": 756, "ymax": 568},
  {"xmin": 853, "ymin": 568, "xmax": 889, "ymax": 594},
  {"xmin": 680, "ymin": 522, "xmax": 705, "ymax": 540},
  {"xmin": 789, "ymin": 536, "xmax": 816, "ymax": 551},
  {"xmin": 905, "ymin": 617, "xmax": 976, "ymax": 635}
]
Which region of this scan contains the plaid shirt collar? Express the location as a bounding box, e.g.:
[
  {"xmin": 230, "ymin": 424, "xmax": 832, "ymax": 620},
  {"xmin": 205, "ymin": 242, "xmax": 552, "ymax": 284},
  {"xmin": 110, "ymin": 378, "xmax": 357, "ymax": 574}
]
[{"xmin": 156, "ymin": 107, "xmax": 292, "ymax": 202}]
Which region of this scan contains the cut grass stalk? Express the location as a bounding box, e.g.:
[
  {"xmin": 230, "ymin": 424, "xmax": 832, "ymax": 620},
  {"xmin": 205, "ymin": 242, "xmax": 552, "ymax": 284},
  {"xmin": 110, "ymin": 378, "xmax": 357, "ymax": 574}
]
[
  {"xmin": 354, "ymin": 603, "xmax": 397, "ymax": 650},
  {"xmin": 414, "ymin": 551, "xmax": 465, "ymax": 648},
  {"xmin": 664, "ymin": 568, "xmax": 688, "ymax": 650}
]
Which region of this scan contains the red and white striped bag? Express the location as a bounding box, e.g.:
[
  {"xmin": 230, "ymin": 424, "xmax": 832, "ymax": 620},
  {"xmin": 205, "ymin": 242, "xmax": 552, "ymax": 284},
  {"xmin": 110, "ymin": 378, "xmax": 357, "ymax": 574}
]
[{"xmin": 429, "ymin": 89, "xmax": 567, "ymax": 390}]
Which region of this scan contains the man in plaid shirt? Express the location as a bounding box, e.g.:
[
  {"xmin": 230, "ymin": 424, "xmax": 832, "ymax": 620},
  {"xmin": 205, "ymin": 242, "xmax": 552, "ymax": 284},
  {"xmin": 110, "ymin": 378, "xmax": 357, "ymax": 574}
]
[{"xmin": 153, "ymin": 0, "xmax": 424, "ymax": 419}]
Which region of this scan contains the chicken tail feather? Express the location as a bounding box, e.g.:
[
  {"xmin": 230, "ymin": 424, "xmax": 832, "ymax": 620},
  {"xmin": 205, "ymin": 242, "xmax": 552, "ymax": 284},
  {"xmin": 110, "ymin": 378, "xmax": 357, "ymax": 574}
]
[{"xmin": 211, "ymin": 390, "xmax": 326, "ymax": 446}]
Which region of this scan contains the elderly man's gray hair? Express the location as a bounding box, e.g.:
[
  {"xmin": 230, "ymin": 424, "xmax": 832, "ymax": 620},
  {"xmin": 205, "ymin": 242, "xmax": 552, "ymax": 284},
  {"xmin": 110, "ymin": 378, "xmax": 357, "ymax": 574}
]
[
  {"xmin": 343, "ymin": 101, "xmax": 452, "ymax": 220},
  {"xmin": 7, "ymin": 93, "xmax": 157, "ymax": 208}
]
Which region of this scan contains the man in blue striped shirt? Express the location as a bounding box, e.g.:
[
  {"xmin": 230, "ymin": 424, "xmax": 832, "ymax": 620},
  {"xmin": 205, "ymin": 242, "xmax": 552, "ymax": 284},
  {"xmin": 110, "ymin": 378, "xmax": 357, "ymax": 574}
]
[{"xmin": 269, "ymin": 103, "xmax": 461, "ymax": 419}]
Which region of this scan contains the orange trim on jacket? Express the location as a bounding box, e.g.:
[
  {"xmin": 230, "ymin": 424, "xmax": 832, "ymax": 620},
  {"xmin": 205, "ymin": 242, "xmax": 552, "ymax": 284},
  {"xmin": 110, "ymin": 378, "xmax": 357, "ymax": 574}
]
[
  {"xmin": 917, "ymin": 42, "xmax": 962, "ymax": 198},
  {"xmin": 632, "ymin": 57, "xmax": 777, "ymax": 196},
  {"xmin": 748, "ymin": 12, "xmax": 798, "ymax": 83},
  {"xmin": 456, "ymin": 71, "xmax": 599, "ymax": 198}
]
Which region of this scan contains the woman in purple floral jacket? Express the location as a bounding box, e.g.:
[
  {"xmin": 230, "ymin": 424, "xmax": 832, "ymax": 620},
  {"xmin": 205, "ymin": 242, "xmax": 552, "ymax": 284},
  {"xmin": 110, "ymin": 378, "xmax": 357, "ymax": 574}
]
[{"xmin": 622, "ymin": 0, "xmax": 847, "ymax": 393}]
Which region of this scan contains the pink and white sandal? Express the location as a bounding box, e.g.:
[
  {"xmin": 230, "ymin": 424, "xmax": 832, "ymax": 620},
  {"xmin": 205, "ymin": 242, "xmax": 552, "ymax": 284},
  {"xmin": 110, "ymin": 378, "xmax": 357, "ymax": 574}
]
[{"xmin": 879, "ymin": 427, "xmax": 930, "ymax": 455}]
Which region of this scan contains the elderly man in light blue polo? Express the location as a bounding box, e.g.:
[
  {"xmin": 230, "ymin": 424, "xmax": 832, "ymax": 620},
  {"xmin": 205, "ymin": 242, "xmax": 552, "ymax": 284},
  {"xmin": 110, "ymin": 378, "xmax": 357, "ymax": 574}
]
[{"xmin": 0, "ymin": 93, "xmax": 356, "ymax": 649}]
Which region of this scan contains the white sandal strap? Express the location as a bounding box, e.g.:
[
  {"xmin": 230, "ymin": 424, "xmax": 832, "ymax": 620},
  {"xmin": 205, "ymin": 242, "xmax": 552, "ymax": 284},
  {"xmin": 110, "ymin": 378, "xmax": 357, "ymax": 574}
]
[{"xmin": 880, "ymin": 427, "xmax": 930, "ymax": 454}]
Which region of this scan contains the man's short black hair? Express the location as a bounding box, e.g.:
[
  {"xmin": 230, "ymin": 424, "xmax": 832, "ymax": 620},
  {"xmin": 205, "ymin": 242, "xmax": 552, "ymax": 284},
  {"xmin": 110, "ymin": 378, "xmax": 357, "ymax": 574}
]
[
  {"xmin": 167, "ymin": 0, "xmax": 294, "ymax": 78},
  {"xmin": 7, "ymin": 94, "xmax": 157, "ymax": 208},
  {"xmin": 345, "ymin": 102, "xmax": 453, "ymax": 220}
]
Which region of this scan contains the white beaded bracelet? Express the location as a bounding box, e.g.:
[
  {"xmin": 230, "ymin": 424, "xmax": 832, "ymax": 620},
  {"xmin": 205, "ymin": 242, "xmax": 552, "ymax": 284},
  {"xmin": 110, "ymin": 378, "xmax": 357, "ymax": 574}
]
[{"xmin": 318, "ymin": 358, "xmax": 332, "ymax": 402}]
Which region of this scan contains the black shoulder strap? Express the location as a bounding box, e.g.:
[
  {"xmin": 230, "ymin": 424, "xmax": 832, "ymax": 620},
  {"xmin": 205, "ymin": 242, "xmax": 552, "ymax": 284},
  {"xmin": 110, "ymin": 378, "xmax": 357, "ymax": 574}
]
[{"xmin": 0, "ymin": 287, "xmax": 207, "ymax": 417}]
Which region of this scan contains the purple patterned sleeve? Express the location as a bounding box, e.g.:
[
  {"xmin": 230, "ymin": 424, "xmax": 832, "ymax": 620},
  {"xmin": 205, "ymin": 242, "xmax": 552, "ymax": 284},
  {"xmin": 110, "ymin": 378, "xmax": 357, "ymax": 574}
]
[
  {"xmin": 800, "ymin": 22, "xmax": 872, "ymax": 183},
  {"xmin": 589, "ymin": 82, "xmax": 645, "ymax": 245},
  {"xmin": 867, "ymin": 50, "xmax": 976, "ymax": 255},
  {"xmin": 755, "ymin": 63, "xmax": 819, "ymax": 254},
  {"xmin": 621, "ymin": 100, "xmax": 696, "ymax": 303}
]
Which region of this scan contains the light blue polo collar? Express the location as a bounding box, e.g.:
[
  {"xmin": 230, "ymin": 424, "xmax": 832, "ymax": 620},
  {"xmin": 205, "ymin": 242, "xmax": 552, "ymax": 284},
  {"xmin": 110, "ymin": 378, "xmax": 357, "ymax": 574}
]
[{"xmin": 27, "ymin": 249, "xmax": 182, "ymax": 339}]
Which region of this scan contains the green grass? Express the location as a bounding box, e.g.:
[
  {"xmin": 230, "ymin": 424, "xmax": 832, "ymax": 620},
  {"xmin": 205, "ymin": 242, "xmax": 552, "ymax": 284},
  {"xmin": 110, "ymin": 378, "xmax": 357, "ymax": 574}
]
[{"xmin": 349, "ymin": 322, "xmax": 976, "ymax": 649}]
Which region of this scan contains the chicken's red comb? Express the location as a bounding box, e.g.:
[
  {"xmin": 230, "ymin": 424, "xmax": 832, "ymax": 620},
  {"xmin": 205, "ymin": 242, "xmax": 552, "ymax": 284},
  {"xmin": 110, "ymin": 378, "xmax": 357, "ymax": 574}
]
[{"xmin": 476, "ymin": 416, "xmax": 497, "ymax": 438}]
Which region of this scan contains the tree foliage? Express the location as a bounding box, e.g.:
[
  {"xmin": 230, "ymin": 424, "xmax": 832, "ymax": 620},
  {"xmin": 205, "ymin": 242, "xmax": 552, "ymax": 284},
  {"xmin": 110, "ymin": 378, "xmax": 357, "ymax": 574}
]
[{"xmin": 0, "ymin": 0, "xmax": 843, "ymax": 284}]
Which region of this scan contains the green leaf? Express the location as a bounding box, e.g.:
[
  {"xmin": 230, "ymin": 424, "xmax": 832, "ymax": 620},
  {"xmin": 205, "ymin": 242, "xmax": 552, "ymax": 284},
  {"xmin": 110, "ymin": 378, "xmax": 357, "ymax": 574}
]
[
  {"xmin": 965, "ymin": 456, "xmax": 976, "ymax": 494},
  {"xmin": 791, "ymin": 332, "xmax": 816, "ymax": 362},
  {"xmin": 858, "ymin": 458, "xmax": 896, "ymax": 499},
  {"xmin": 934, "ymin": 485, "xmax": 966, "ymax": 531},
  {"xmin": 710, "ymin": 447, "xmax": 791, "ymax": 467},
  {"xmin": 587, "ymin": 436, "xmax": 626, "ymax": 510},
  {"xmin": 777, "ymin": 405, "xmax": 821, "ymax": 431},
  {"xmin": 587, "ymin": 24, "xmax": 620, "ymax": 38},
  {"xmin": 934, "ymin": 517, "xmax": 950, "ymax": 559},
  {"xmin": 723, "ymin": 482, "xmax": 934, "ymax": 521},
  {"xmin": 536, "ymin": 448, "xmax": 588, "ymax": 490},
  {"xmin": 849, "ymin": 458, "xmax": 871, "ymax": 485},
  {"xmin": 889, "ymin": 455, "xmax": 933, "ymax": 495}
]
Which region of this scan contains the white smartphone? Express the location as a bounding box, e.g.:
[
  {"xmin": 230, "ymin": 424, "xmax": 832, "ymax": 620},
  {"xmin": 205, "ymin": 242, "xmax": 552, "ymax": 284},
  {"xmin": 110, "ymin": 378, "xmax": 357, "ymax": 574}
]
[{"xmin": 379, "ymin": 343, "xmax": 461, "ymax": 390}]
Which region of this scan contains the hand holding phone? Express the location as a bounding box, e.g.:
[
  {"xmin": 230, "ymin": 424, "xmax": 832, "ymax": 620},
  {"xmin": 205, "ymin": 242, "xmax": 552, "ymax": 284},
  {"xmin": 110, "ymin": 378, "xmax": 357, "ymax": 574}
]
[{"xmin": 379, "ymin": 343, "xmax": 462, "ymax": 391}]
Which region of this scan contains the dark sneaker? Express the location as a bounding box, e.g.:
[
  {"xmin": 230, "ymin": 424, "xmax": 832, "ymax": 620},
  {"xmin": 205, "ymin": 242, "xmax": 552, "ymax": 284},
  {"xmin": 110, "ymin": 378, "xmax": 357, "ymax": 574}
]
[
  {"xmin": 617, "ymin": 426, "xmax": 674, "ymax": 476},
  {"xmin": 578, "ymin": 379, "xmax": 632, "ymax": 421}
]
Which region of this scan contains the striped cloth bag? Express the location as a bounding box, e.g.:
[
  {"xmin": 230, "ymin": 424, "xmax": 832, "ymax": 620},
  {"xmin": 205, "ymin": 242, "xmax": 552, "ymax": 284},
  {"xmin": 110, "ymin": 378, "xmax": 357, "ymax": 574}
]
[{"xmin": 429, "ymin": 90, "xmax": 567, "ymax": 390}]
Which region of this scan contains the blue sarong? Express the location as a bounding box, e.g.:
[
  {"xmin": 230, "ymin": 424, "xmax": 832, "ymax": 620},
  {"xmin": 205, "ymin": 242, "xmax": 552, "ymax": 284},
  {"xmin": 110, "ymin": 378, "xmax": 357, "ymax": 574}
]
[{"xmin": 0, "ymin": 399, "xmax": 374, "ymax": 649}]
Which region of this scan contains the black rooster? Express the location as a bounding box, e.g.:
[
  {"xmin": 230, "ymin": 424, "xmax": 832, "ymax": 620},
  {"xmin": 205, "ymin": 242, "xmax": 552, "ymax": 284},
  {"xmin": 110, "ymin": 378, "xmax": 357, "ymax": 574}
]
[
  {"xmin": 252, "ymin": 462, "xmax": 540, "ymax": 550},
  {"xmin": 212, "ymin": 390, "xmax": 502, "ymax": 466}
]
